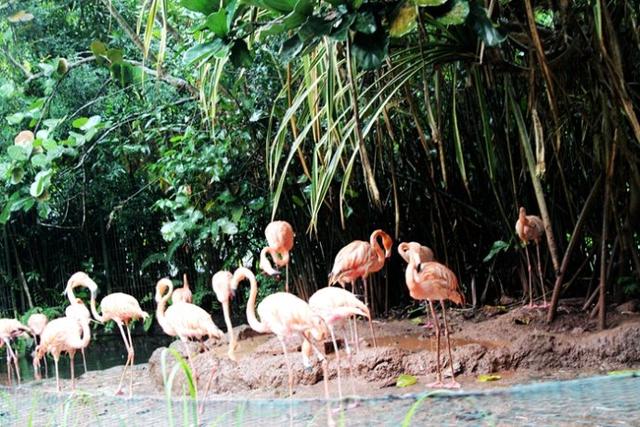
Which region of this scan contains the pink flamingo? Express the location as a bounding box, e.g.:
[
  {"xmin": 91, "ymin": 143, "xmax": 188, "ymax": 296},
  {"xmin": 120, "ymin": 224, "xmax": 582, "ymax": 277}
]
[
  {"xmin": 233, "ymin": 266, "xmax": 329, "ymax": 398},
  {"xmin": 328, "ymin": 229, "xmax": 393, "ymax": 309},
  {"xmin": 211, "ymin": 271, "xmax": 238, "ymax": 361},
  {"xmin": 398, "ymin": 242, "xmax": 435, "ymax": 264},
  {"xmin": 33, "ymin": 313, "xmax": 91, "ymax": 391},
  {"xmin": 172, "ymin": 273, "xmax": 193, "ymax": 304},
  {"xmin": 0, "ymin": 318, "xmax": 32, "ymax": 385},
  {"xmin": 65, "ymin": 299, "xmax": 91, "ymax": 373},
  {"xmin": 260, "ymin": 220, "xmax": 295, "ymax": 292},
  {"xmin": 27, "ymin": 313, "xmax": 48, "ymax": 378},
  {"xmin": 304, "ymin": 286, "xmax": 377, "ymax": 398},
  {"xmin": 403, "ymin": 250, "xmax": 464, "ymax": 388},
  {"xmin": 65, "ymin": 271, "xmax": 148, "ymax": 397},
  {"xmin": 515, "ymin": 206, "xmax": 547, "ymax": 307},
  {"xmin": 155, "ymin": 278, "xmax": 224, "ymax": 372}
]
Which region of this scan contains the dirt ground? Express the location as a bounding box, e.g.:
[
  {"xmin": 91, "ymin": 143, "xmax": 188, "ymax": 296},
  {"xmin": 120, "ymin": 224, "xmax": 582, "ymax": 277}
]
[{"xmin": 32, "ymin": 299, "xmax": 640, "ymax": 399}]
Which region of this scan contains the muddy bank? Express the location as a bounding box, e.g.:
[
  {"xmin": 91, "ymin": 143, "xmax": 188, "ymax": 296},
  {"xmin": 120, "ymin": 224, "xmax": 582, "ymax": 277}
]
[
  {"xmin": 139, "ymin": 300, "xmax": 640, "ymax": 397},
  {"xmin": 26, "ymin": 300, "xmax": 639, "ymax": 397}
]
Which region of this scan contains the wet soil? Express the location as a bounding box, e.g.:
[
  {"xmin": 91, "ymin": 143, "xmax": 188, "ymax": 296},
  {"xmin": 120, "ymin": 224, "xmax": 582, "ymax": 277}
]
[{"xmin": 25, "ymin": 299, "xmax": 640, "ymax": 398}]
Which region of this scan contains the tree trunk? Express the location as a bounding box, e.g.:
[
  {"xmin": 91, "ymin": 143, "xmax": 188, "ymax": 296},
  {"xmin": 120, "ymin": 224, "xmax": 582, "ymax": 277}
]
[{"xmin": 11, "ymin": 236, "xmax": 33, "ymax": 310}]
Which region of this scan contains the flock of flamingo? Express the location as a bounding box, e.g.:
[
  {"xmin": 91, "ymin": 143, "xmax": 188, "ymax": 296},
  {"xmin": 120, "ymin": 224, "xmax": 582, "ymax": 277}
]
[{"xmin": 0, "ymin": 207, "xmax": 547, "ymax": 399}]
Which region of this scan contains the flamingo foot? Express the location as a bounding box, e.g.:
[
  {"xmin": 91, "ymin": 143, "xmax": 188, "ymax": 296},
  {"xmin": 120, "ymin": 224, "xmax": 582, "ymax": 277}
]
[
  {"xmin": 442, "ymin": 380, "xmax": 461, "ymax": 389},
  {"xmin": 427, "ymin": 380, "xmax": 444, "ymax": 388},
  {"xmin": 115, "ymin": 388, "xmax": 125, "ymax": 396}
]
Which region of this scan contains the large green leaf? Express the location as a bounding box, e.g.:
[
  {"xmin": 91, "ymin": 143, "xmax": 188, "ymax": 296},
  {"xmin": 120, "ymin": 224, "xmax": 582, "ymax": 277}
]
[
  {"xmin": 181, "ymin": 0, "xmax": 218, "ymax": 14},
  {"xmin": 351, "ymin": 30, "xmax": 388, "ymax": 70},
  {"xmin": 262, "ymin": 0, "xmax": 298, "ymax": 13},
  {"xmin": 483, "ymin": 240, "xmax": 510, "ymax": 262},
  {"xmin": 29, "ymin": 169, "xmax": 53, "ymax": 198},
  {"xmin": 416, "ymin": 0, "xmax": 447, "ymax": 5},
  {"xmin": 436, "ymin": 0, "xmax": 469, "ymax": 25},
  {"xmin": 7, "ymin": 145, "xmax": 29, "ymax": 161},
  {"xmin": 184, "ymin": 39, "xmax": 229, "ymax": 65},
  {"xmin": 354, "ymin": 11, "xmax": 377, "ymax": 34},
  {"xmin": 390, "ymin": 2, "xmax": 417, "ymax": 38},
  {"xmin": 205, "ymin": 9, "xmax": 229, "ymax": 37}
]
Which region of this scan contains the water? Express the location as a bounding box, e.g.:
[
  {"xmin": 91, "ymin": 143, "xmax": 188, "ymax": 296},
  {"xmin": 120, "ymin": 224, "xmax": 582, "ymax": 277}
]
[
  {"xmin": 0, "ymin": 372, "xmax": 638, "ymax": 425},
  {"xmin": 0, "ymin": 334, "xmax": 171, "ymax": 383}
]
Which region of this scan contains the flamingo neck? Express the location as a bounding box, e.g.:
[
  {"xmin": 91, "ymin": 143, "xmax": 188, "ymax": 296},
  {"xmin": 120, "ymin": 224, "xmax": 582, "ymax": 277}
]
[
  {"xmin": 79, "ymin": 318, "xmax": 91, "ymax": 349},
  {"xmin": 182, "ymin": 274, "xmax": 190, "ymax": 290},
  {"xmin": 155, "ymin": 282, "xmax": 174, "ymax": 335},
  {"xmin": 89, "ymin": 290, "xmax": 105, "ymax": 323},
  {"xmin": 222, "ymin": 300, "xmax": 236, "ymax": 359},
  {"xmin": 370, "ymin": 230, "xmax": 385, "ymax": 265},
  {"xmin": 236, "ymin": 268, "xmax": 268, "ymax": 334},
  {"xmin": 66, "ymin": 282, "xmax": 77, "ymax": 306},
  {"xmin": 259, "ymin": 247, "xmax": 279, "ymax": 275},
  {"xmin": 519, "ymin": 209, "xmax": 527, "ymax": 226}
]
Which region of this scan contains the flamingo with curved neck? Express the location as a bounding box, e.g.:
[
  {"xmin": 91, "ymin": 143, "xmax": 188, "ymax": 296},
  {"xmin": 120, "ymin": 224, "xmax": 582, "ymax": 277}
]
[
  {"xmin": 211, "ymin": 271, "xmax": 239, "ymax": 361},
  {"xmin": 403, "ymin": 252, "xmax": 464, "ymax": 389},
  {"xmin": 259, "ymin": 220, "xmax": 295, "ymax": 292},
  {"xmin": 66, "ymin": 271, "xmax": 148, "ymax": 397},
  {"xmin": 232, "ymin": 266, "xmax": 329, "ymax": 399}
]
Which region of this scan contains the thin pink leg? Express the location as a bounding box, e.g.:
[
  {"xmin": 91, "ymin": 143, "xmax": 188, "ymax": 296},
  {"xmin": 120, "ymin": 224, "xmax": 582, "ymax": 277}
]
[
  {"xmin": 303, "ymin": 333, "xmax": 330, "ymax": 400},
  {"xmin": 524, "ymin": 245, "xmax": 534, "ymax": 307},
  {"xmin": 327, "ymin": 325, "xmax": 342, "ymax": 399},
  {"xmin": 536, "ymin": 242, "xmax": 548, "ymax": 307},
  {"xmin": 126, "ymin": 324, "xmax": 135, "ymax": 397},
  {"xmin": 81, "ymin": 348, "xmax": 88, "ymax": 374},
  {"xmin": 441, "ymin": 302, "xmax": 460, "ymax": 389},
  {"xmin": 115, "ymin": 322, "xmax": 131, "ymax": 396},
  {"xmin": 278, "ymin": 337, "xmax": 294, "ymax": 398},
  {"xmin": 69, "ymin": 350, "xmax": 76, "ymax": 390},
  {"xmin": 54, "ymin": 355, "xmax": 60, "ymax": 392},
  {"xmin": 427, "ymin": 300, "xmax": 443, "ymax": 388}
]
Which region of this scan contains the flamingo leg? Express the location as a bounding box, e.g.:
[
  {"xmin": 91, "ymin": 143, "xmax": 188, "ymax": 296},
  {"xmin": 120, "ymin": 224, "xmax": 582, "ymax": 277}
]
[
  {"xmin": 285, "ymin": 264, "xmax": 289, "ymax": 293},
  {"xmin": 125, "ymin": 324, "xmax": 136, "ymax": 397},
  {"xmin": 69, "ymin": 350, "xmax": 76, "ymax": 390},
  {"xmin": 524, "ymin": 244, "xmax": 534, "ymax": 307},
  {"xmin": 536, "ymin": 242, "xmax": 548, "ymax": 307},
  {"xmin": 5, "ymin": 339, "xmax": 12, "ymax": 386},
  {"xmin": 353, "ymin": 317, "xmax": 361, "ymax": 353},
  {"xmin": 44, "ymin": 351, "xmax": 48, "ymax": 379},
  {"xmin": 363, "ymin": 277, "xmax": 369, "ymax": 309},
  {"xmin": 427, "ymin": 300, "xmax": 443, "ymax": 387},
  {"xmin": 342, "ymin": 325, "xmax": 356, "ymax": 397},
  {"xmin": 302, "ymin": 333, "xmax": 330, "ymax": 400},
  {"xmin": 199, "ymin": 355, "xmax": 217, "ymax": 414},
  {"xmin": 367, "ymin": 314, "xmax": 377, "ymax": 349},
  {"xmin": 278, "ymin": 337, "xmax": 294, "ymax": 398},
  {"xmin": 114, "ymin": 322, "xmax": 132, "ymax": 396},
  {"xmin": 327, "ymin": 325, "xmax": 342, "ymax": 400},
  {"xmin": 81, "ymin": 348, "xmax": 87, "ymax": 374},
  {"xmin": 440, "ymin": 302, "xmax": 460, "ymax": 389},
  {"xmin": 54, "ymin": 354, "xmax": 60, "ymax": 392},
  {"xmin": 7, "ymin": 342, "xmax": 20, "ymax": 385}
]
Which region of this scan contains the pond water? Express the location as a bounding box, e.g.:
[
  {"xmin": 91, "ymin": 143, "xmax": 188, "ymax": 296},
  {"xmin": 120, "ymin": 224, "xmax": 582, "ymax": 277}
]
[{"xmin": 0, "ymin": 333, "xmax": 171, "ymax": 383}]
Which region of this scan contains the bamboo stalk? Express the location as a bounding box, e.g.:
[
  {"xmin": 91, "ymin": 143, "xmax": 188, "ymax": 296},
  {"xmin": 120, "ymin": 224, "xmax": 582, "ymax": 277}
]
[{"xmin": 546, "ymin": 176, "xmax": 601, "ymax": 322}]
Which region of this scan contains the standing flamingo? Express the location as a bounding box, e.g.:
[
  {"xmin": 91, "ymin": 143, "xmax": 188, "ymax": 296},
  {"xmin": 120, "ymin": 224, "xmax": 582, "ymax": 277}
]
[
  {"xmin": 65, "ymin": 299, "xmax": 91, "ymax": 373},
  {"xmin": 0, "ymin": 318, "xmax": 32, "ymax": 385},
  {"xmin": 260, "ymin": 220, "xmax": 295, "ymax": 293},
  {"xmin": 65, "ymin": 272, "xmax": 148, "ymax": 397},
  {"xmin": 402, "ymin": 250, "xmax": 464, "ymax": 388},
  {"xmin": 211, "ymin": 271, "xmax": 238, "ymax": 361},
  {"xmin": 515, "ymin": 206, "xmax": 547, "ymax": 307},
  {"xmin": 304, "ymin": 286, "xmax": 377, "ymax": 399},
  {"xmin": 155, "ymin": 278, "xmax": 225, "ymax": 372},
  {"xmin": 398, "ymin": 242, "xmax": 435, "ymax": 264},
  {"xmin": 328, "ymin": 229, "xmax": 393, "ymax": 311},
  {"xmin": 28, "ymin": 313, "xmax": 48, "ymax": 378},
  {"xmin": 172, "ymin": 273, "xmax": 193, "ymax": 304},
  {"xmin": 33, "ymin": 313, "xmax": 91, "ymax": 391},
  {"xmin": 232, "ymin": 267, "xmax": 329, "ymax": 399}
]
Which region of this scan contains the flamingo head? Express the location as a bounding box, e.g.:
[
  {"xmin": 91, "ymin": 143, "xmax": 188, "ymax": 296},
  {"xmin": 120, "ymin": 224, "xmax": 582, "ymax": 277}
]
[
  {"xmin": 66, "ymin": 271, "xmax": 98, "ymax": 297},
  {"xmin": 155, "ymin": 278, "xmax": 173, "ymax": 303}
]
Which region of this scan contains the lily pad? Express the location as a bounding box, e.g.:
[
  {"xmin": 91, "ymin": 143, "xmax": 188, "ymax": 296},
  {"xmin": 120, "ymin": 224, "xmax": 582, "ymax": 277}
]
[
  {"xmin": 396, "ymin": 373, "xmax": 418, "ymax": 388},
  {"xmin": 477, "ymin": 374, "xmax": 501, "ymax": 382}
]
